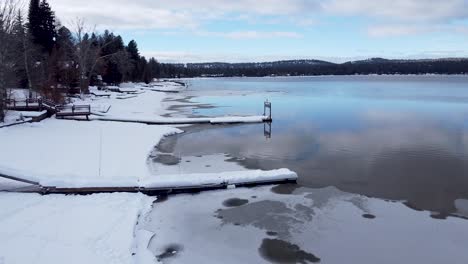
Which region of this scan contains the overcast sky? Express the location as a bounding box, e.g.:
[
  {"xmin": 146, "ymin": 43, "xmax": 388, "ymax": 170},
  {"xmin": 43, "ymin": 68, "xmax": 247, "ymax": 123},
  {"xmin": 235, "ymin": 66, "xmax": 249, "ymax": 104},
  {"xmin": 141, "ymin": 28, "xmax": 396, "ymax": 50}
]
[{"xmin": 48, "ymin": 0, "xmax": 468, "ymax": 63}]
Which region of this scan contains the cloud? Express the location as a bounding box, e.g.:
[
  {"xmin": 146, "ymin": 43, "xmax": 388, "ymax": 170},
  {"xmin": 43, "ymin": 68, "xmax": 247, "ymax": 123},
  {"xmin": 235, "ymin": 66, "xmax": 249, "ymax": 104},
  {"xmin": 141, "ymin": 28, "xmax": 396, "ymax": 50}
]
[
  {"xmin": 367, "ymin": 25, "xmax": 437, "ymax": 37},
  {"xmin": 323, "ymin": 0, "xmax": 468, "ymax": 37},
  {"xmin": 49, "ymin": 0, "xmax": 321, "ymax": 30},
  {"xmin": 48, "ymin": 0, "xmax": 468, "ymax": 38},
  {"xmin": 49, "ymin": 1, "xmax": 198, "ymax": 30},
  {"xmin": 324, "ymin": 0, "xmax": 468, "ymax": 22},
  {"xmin": 195, "ymin": 31, "xmax": 303, "ymax": 39}
]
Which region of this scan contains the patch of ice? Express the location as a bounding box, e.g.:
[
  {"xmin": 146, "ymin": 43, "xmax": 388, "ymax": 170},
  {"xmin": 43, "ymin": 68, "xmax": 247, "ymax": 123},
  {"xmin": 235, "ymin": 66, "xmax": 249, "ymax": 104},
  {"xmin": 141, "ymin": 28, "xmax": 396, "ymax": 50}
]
[{"xmin": 138, "ymin": 186, "xmax": 468, "ymax": 264}]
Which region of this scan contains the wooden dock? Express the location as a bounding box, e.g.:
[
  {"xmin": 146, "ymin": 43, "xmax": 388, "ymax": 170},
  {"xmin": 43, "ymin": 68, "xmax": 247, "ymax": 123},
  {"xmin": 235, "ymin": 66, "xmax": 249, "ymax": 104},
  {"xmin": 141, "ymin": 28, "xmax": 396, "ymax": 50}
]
[
  {"xmin": 5, "ymin": 98, "xmax": 43, "ymax": 111},
  {"xmin": 63, "ymin": 101, "xmax": 273, "ymax": 125},
  {"xmin": 0, "ymin": 170, "xmax": 297, "ymax": 195},
  {"xmin": 37, "ymin": 179, "xmax": 297, "ymax": 195},
  {"xmin": 5, "ymin": 98, "xmax": 92, "ymax": 120}
]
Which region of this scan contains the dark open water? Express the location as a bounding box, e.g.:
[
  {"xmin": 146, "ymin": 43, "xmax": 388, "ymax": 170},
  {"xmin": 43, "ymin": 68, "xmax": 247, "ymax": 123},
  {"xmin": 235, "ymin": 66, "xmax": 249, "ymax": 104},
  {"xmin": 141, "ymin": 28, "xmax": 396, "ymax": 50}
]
[{"xmin": 166, "ymin": 75, "xmax": 468, "ymax": 217}]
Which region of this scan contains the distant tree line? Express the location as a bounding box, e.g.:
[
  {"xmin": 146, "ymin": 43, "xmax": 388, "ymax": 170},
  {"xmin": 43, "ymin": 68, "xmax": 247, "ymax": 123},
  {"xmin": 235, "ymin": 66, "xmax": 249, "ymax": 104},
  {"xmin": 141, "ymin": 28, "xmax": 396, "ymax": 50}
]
[
  {"xmin": 0, "ymin": 0, "xmax": 179, "ymax": 122},
  {"xmin": 169, "ymin": 58, "xmax": 468, "ymax": 78}
]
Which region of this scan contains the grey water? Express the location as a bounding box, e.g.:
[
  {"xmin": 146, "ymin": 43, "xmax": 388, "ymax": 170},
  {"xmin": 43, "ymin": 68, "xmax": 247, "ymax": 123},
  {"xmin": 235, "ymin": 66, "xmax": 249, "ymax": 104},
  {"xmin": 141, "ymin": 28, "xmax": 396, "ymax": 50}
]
[{"xmin": 167, "ymin": 75, "xmax": 468, "ymax": 218}]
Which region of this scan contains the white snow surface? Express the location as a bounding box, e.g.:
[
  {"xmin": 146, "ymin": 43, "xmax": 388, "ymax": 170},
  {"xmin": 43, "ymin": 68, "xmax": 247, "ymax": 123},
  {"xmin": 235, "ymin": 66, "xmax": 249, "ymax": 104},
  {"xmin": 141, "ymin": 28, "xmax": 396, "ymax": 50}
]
[
  {"xmin": 0, "ymin": 118, "xmax": 181, "ymax": 184},
  {"xmin": 0, "ymin": 192, "xmax": 155, "ymax": 264},
  {"xmin": 0, "ymin": 111, "xmax": 32, "ymax": 127}
]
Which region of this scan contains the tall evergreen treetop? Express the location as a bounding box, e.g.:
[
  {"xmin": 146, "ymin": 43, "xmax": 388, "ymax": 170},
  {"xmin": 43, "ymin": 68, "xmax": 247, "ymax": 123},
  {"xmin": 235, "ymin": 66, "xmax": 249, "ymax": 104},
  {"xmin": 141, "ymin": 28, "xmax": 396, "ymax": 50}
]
[
  {"xmin": 28, "ymin": 0, "xmax": 56, "ymax": 53},
  {"xmin": 126, "ymin": 40, "xmax": 139, "ymax": 61}
]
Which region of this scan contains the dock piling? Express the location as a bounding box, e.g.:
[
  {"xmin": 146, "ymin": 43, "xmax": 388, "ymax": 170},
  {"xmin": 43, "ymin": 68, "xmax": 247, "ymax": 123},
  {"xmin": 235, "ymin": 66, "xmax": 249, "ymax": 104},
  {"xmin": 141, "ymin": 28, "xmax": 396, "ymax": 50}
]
[{"xmin": 264, "ymin": 100, "xmax": 272, "ymax": 121}]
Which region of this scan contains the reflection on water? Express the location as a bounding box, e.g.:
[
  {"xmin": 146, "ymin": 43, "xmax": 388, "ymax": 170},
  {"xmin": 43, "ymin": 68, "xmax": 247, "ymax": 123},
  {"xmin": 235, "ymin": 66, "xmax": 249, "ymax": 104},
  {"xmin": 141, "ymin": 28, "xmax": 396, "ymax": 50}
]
[
  {"xmin": 142, "ymin": 184, "xmax": 468, "ymax": 263},
  {"xmin": 159, "ymin": 76, "xmax": 468, "ymax": 217},
  {"xmin": 264, "ymin": 122, "xmax": 272, "ymax": 139}
]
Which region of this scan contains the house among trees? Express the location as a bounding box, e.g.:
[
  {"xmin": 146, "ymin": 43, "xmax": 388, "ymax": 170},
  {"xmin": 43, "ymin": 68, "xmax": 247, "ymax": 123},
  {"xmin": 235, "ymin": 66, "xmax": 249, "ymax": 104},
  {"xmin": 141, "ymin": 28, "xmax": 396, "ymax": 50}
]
[{"xmin": 0, "ymin": 0, "xmax": 180, "ymax": 122}]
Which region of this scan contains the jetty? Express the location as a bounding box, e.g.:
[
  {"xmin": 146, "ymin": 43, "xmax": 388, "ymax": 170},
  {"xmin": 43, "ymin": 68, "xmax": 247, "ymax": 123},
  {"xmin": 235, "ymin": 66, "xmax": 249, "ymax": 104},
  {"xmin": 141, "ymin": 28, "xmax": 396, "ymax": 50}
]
[
  {"xmin": 65, "ymin": 101, "xmax": 273, "ymax": 125},
  {"xmin": 6, "ymin": 98, "xmax": 91, "ymax": 119},
  {"xmin": 0, "ymin": 169, "xmax": 297, "ymax": 195}
]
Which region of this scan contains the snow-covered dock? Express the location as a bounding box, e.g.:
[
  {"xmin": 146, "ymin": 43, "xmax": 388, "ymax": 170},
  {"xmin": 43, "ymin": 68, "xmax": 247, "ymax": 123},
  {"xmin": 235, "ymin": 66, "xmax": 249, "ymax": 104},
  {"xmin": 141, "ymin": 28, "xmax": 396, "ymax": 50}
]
[
  {"xmin": 83, "ymin": 114, "xmax": 272, "ymax": 125},
  {"xmin": 0, "ymin": 168, "xmax": 297, "ymax": 194}
]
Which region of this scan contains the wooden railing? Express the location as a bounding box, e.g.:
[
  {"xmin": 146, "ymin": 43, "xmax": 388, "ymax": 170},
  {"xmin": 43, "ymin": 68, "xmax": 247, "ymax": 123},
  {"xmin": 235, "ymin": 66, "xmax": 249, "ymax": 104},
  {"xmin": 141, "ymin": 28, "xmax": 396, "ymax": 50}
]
[
  {"xmin": 4, "ymin": 98, "xmax": 91, "ymax": 120},
  {"xmin": 55, "ymin": 105, "xmax": 91, "ymax": 119},
  {"xmin": 42, "ymin": 98, "xmax": 57, "ymax": 108},
  {"xmin": 5, "ymin": 98, "xmax": 42, "ymax": 108}
]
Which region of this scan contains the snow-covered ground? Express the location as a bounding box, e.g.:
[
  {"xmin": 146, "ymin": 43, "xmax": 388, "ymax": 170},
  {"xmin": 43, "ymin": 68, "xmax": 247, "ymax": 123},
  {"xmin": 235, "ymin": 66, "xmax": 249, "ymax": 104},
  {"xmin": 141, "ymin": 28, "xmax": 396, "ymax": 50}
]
[
  {"xmin": 0, "ymin": 192, "xmax": 154, "ymax": 264},
  {"xmin": 139, "ymin": 185, "xmax": 468, "ymax": 264},
  {"xmin": 0, "ymin": 118, "xmax": 180, "ymax": 185},
  {"xmin": 0, "ymin": 111, "xmax": 33, "ymax": 127},
  {"xmin": 0, "ymin": 81, "xmax": 280, "ymax": 188}
]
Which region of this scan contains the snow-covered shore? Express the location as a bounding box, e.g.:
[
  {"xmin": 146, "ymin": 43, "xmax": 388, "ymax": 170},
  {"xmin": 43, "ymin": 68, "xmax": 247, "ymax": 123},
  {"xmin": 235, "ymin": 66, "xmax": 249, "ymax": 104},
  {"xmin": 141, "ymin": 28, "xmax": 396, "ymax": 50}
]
[
  {"xmin": 0, "ymin": 81, "xmax": 294, "ymax": 264},
  {"xmin": 0, "ymin": 81, "xmax": 280, "ymax": 188},
  {"xmin": 0, "ymin": 118, "xmax": 181, "ymax": 185},
  {"xmin": 0, "ymin": 192, "xmax": 154, "ymax": 264}
]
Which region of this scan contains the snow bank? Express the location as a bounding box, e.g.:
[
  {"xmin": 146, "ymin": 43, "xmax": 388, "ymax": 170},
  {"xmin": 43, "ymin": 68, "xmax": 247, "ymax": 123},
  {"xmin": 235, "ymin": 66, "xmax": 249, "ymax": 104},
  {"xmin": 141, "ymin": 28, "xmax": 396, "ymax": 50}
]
[
  {"xmin": 0, "ymin": 111, "xmax": 32, "ymax": 127},
  {"xmin": 0, "ymin": 192, "xmax": 155, "ymax": 264},
  {"xmin": 120, "ymin": 82, "xmax": 136, "ymax": 88},
  {"xmin": 74, "ymin": 86, "xmax": 168, "ymax": 118},
  {"xmin": 17, "ymin": 110, "xmax": 47, "ymax": 118},
  {"xmin": 35, "ymin": 168, "xmax": 297, "ymax": 189},
  {"xmin": 141, "ymin": 168, "xmax": 297, "ymax": 189},
  {"xmin": 0, "ymin": 165, "xmax": 296, "ymax": 189},
  {"xmin": 0, "ymin": 119, "xmax": 181, "ymax": 183}
]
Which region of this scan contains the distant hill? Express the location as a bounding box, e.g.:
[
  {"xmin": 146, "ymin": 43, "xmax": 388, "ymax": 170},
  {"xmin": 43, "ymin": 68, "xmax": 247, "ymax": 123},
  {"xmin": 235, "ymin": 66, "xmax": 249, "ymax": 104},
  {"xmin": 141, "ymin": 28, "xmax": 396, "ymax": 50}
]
[{"xmin": 164, "ymin": 58, "xmax": 468, "ymax": 77}]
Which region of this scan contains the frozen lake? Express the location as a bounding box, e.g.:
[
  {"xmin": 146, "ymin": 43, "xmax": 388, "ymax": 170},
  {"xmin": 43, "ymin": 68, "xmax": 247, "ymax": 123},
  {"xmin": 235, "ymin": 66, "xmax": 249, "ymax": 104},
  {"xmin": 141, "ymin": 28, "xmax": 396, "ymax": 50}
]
[{"xmin": 145, "ymin": 76, "xmax": 468, "ymax": 263}]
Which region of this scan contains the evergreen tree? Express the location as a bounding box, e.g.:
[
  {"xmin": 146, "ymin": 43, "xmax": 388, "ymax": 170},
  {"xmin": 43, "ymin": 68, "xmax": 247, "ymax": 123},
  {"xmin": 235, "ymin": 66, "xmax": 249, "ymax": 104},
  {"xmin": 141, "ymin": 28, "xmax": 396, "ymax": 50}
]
[
  {"xmin": 27, "ymin": 0, "xmax": 40, "ymax": 38},
  {"xmin": 139, "ymin": 56, "xmax": 151, "ymax": 83},
  {"xmin": 12, "ymin": 11, "xmax": 28, "ymax": 88},
  {"xmin": 126, "ymin": 40, "xmax": 140, "ymax": 82},
  {"xmin": 126, "ymin": 40, "xmax": 139, "ymax": 61},
  {"xmin": 55, "ymin": 26, "xmax": 77, "ymax": 88},
  {"xmin": 28, "ymin": 0, "xmax": 56, "ymax": 53},
  {"xmin": 101, "ymin": 34, "xmax": 126, "ymax": 84},
  {"xmin": 38, "ymin": 0, "xmax": 56, "ymax": 53}
]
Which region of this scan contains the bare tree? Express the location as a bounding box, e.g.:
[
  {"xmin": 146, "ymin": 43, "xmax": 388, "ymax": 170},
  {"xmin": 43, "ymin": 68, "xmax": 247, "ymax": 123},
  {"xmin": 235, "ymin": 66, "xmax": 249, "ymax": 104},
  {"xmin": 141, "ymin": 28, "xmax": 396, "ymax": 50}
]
[
  {"xmin": 0, "ymin": 0, "xmax": 19, "ymax": 122},
  {"xmin": 13, "ymin": 10, "xmax": 35, "ymax": 96},
  {"xmin": 73, "ymin": 18, "xmax": 118, "ymax": 94}
]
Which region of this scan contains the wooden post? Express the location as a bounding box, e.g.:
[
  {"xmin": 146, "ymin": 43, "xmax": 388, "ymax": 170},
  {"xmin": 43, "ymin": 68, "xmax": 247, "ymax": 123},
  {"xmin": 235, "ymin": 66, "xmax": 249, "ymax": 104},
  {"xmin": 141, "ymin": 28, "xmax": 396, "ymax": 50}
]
[{"xmin": 264, "ymin": 100, "xmax": 272, "ymax": 120}]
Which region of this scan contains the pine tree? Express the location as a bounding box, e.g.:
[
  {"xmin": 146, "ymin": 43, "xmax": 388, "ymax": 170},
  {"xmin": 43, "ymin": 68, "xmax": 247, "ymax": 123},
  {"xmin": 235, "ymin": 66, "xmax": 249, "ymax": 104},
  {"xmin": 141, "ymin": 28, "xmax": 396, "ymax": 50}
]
[
  {"xmin": 38, "ymin": 0, "xmax": 56, "ymax": 53},
  {"xmin": 126, "ymin": 40, "xmax": 139, "ymax": 62},
  {"xmin": 11, "ymin": 11, "xmax": 35, "ymax": 90},
  {"xmin": 27, "ymin": 0, "xmax": 40, "ymax": 47},
  {"xmin": 101, "ymin": 34, "xmax": 126, "ymax": 84},
  {"xmin": 126, "ymin": 40, "xmax": 140, "ymax": 82},
  {"xmin": 28, "ymin": 0, "xmax": 56, "ymax": 53},
  {"xmin": 55, "ymin": 26, "xmax": 77, "ymax": 88}
]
